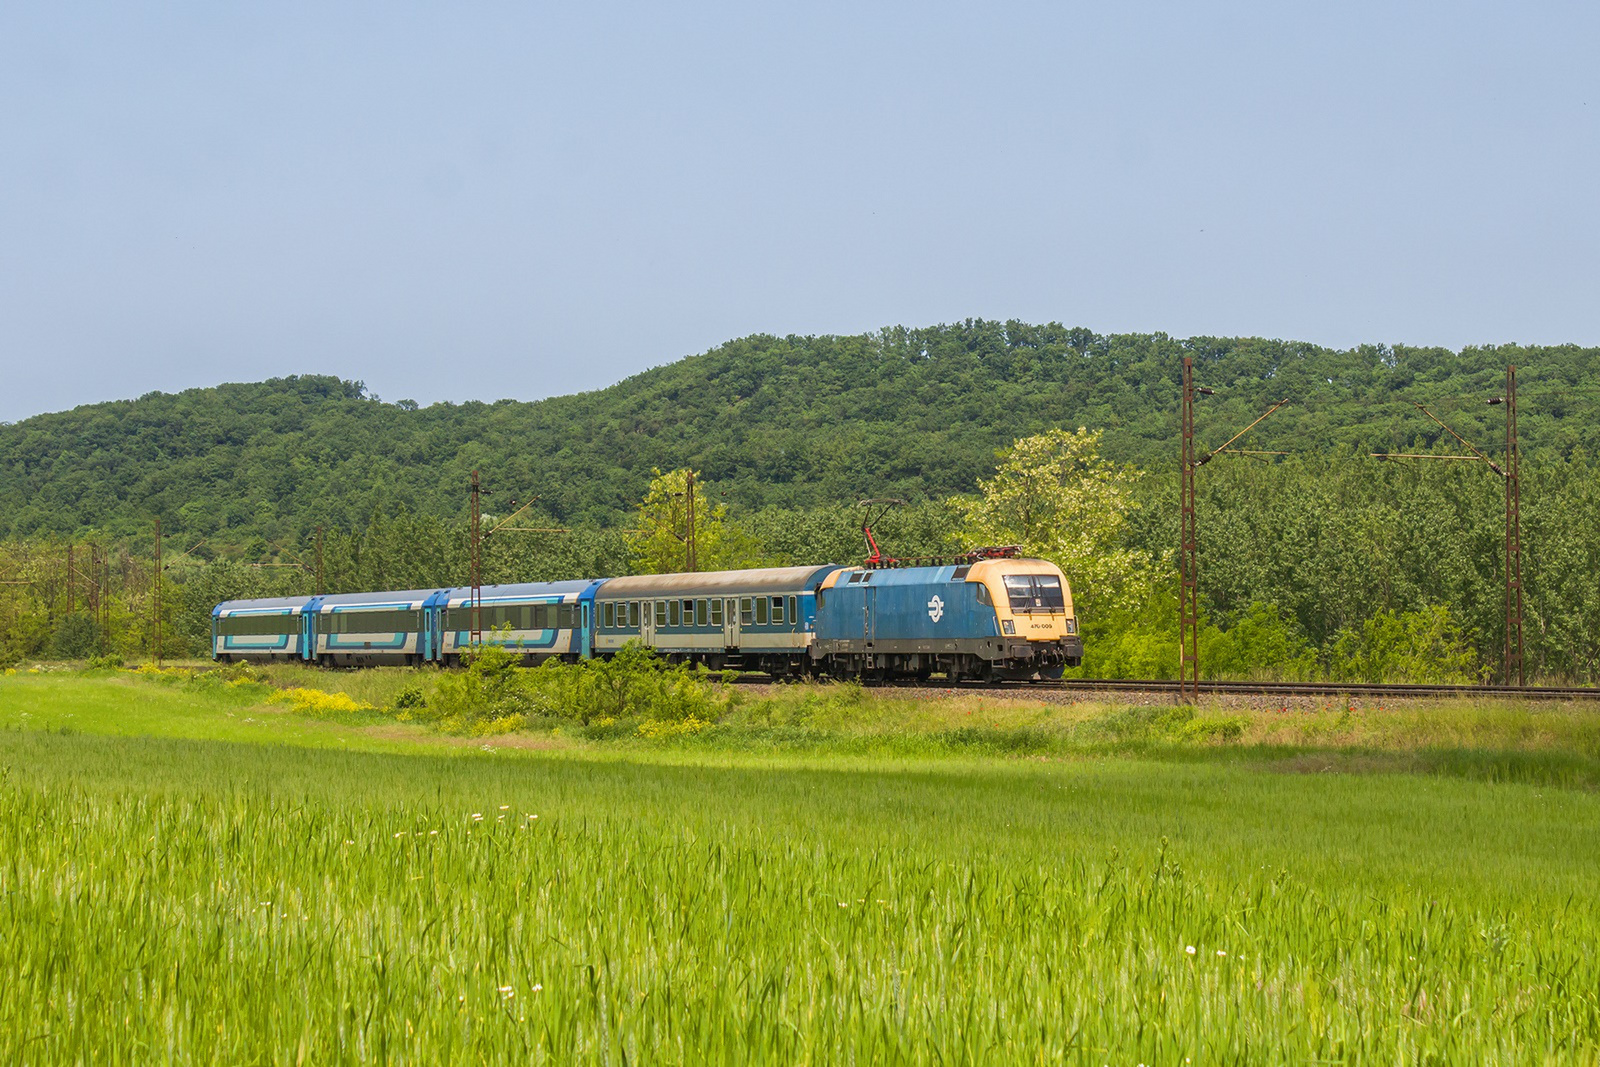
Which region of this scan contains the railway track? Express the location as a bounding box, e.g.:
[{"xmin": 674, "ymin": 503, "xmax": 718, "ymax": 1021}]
[
  {"xmin": 1023, "ymin": 679, "xmax": 1600, "ymax": 701},
  {"xmin": 735, "ymin": 675, "xmax": 1600, "ymax": 700}
]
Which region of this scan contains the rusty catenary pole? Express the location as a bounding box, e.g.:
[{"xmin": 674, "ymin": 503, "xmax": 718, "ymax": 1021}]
[
  {"xmin": 469, "ymin": 471, "xmax": 483, "ymax": 648},
  {"xmin": 1179, "ymin": 358, "xmax": 1199, "ymax": 703},
  {"xmin": 152, "ymin": 519, "xmax": 162, "ymax": 665},
  {"xmin": 1504, "ymin": 365, "xmax": 1524, "ymax": 685},
  {"xmin": 685, "ymin": 469, "xmax": 697, "ymax": 572}
]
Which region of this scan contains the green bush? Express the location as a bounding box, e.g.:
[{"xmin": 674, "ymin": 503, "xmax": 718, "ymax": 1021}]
[
  {"xmin": 427, "ymin": 641, "xmax": 730, "ymax": 730},
  {"xmin": 431, "ymin": 643, "xmax": 534, "ymax": 724},
  {"xmin": 1326, "ymin": 604, "xmax": 1481, "ymax": 683},
  {"xmin": 525, "ymin": 642, "xmax": 728, "ymax": 726},
  {"xmin": 49, "ymin": 613, "xmax": 99, "ymax": 660},
  {"xmin": 390, "ymin": 685, "xmax": 426, "ymax": 712}
]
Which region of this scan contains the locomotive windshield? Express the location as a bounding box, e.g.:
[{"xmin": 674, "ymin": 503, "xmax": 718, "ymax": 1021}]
[{"xmin": 1003, "ymin": 574, "xmax": 1066, "ymax": 612}]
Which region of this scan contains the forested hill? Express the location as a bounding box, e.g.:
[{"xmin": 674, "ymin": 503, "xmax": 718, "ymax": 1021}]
[{"xmin": 2, "ymin": 320, "xmax": 1596, "ymax": 547}]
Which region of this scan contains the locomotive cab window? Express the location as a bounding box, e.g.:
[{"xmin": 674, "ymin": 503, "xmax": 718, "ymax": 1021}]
[
  {"xmin": 1003, "ymin": 575, "xmax": 1066, "ymax": 612},
  {"xmin": 975, "ymin": 583, "xmax": 992, "ymax": 606}
]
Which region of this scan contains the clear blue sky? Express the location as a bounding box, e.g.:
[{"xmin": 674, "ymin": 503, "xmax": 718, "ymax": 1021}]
[{"xmin": 2, "ymin": 2, "xmax": 1595, "ymax": 423}]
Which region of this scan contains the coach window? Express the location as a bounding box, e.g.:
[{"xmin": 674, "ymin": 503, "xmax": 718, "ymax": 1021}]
[
  {"xmin": 628, "ymin": 602, "xmax": 640, "ymax": 629},
  {"xmin": 755, "ymin": 597, "xmax": 769, "ymax": 625},
  {"xmin": 710, "ymin": 599, "xmax": 723, "ymax": 626},
  {"xmin": 740, "ymin": 598, "xmax": 754, "ymax": 625},
  {"xmin": 788, "ymin": 596, "xmax": 797, "ymax": 626},
  {"xmin": 770, "ymin": 596, "xmax": 784, "ymax": 625},
  {"xmin": 654, "ymin": 600, "xmax": 666, "ymax": 627},
  {"xmin": 696, "ymin": 599, "xmax": 708, "ymax": 626},
  {"xmin": 668, "ymin": 600, "xmax": 681, "ymax": 627},
  {"xmin": 679, "ymin": 600, "xmax": 692, "ymax": 625},
  {"xmin": 603, "ymin": 602, "xmax": 615, "ymax": 629}
]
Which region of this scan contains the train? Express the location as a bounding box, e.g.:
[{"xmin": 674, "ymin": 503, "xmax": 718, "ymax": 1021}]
[{"xmin": 212, "ymin": 552, "xmax": 1083, "ymax": 681}]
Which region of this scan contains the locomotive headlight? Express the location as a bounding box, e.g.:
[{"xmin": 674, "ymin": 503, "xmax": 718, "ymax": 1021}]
[{"xmin": 1065, "ymin": 618, "xmax": 1077, "ymax": 635}]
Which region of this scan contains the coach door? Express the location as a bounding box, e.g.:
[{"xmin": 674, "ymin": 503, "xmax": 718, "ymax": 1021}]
[
  {"xmin": 641, "ymin": 601, "xmax": 656, "ymax": 648},
  {"xmin": 723, "ymin": 598, "xmax": 740, "ymax": 648}
]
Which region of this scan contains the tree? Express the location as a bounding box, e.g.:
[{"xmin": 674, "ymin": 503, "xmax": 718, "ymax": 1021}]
[
  {"xmin": 954, "ymin": 427, "xmax": 1154, "ymax": 616},
  {"xmin": 626, "ymin": 469, "xmax": 756, "ymax": 574}
]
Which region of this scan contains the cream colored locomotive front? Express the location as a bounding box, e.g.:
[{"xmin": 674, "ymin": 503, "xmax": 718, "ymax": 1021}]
[{"xmin": 968, "ymin": 558, "xmax": 1080, "ymax": 651}]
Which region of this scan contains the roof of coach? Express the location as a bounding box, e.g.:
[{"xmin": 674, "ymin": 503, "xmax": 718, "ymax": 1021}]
[
  {"xmin": 596, "ymin": 565, "xmax": 843, "ymax": 598},
  {"xmin": 313, "ymin": 589, "xmax": 448, "ymax": 611},
  {"xmin": 440, "ymin": 580, "xmax": 599, "ymax": 606},
  {"xmin": 213, "ymin": 595, "xmax": 318, "ymax": 616}
]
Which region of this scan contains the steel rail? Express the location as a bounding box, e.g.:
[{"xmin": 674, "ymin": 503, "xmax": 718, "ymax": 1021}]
[
  {"xmin": 993, "ymin": 679, "xmax": 1600, "ymax": 700},
  {"xmin": 729, "ymin": 675, "xmax": 1600, "ymax": 700}
]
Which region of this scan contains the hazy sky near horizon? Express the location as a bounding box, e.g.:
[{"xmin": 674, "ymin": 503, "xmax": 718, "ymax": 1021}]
[{"xmin": 2, "ymin": 2, "xmax": 1596, "ymax": 423}]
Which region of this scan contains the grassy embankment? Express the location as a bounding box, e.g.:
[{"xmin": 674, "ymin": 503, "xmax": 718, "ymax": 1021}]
[{"xmin": 1, "ymin": 668, "xmax": 1598, "ymax": 1062}]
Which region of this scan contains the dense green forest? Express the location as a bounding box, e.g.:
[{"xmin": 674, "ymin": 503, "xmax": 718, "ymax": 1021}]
[
  {"xmin": 2, "ymin": 320, "xmax": 1597, "ymax": 681},
  {"xmin": 3, "ymin": 320, "xmax": 1596, "ymax": 547}
]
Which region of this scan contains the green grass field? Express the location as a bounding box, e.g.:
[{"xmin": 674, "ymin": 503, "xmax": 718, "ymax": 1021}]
[{"xmin": 2, "ymin": 670, "xmax": 1598, "ymax": 1063}]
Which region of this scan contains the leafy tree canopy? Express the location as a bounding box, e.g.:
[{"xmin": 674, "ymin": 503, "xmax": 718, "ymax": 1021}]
[
  {"xmin": 2, "ymin": 324, "xmax": 1594, "ymax": 550},
  {"xmin": 627, "ymin": 469, "xmax": 754, "ymax": 575}
]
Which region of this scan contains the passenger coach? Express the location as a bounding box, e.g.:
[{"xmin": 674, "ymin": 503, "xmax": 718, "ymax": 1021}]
[
  {"xmin": 212, "ymin": 595, "xmax": 317, "ymax": 663},
  {"xmin": 312, "ymin": 589, "xmax": 448, "ymax": 666},
  {"xmin": 435, "ymin": 580, "xmax": 600, "ymax": 665},
  {"xmin": 593, "ymin": 565, "xmax": 842, "ymax": 675}
]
